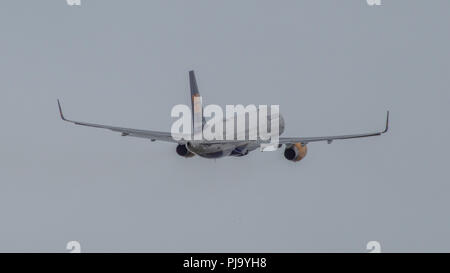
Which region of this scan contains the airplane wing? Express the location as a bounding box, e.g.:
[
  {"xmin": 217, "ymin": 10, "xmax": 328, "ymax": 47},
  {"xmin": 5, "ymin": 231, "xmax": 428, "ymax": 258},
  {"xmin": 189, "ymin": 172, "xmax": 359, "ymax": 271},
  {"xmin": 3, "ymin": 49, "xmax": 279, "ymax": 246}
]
[
  {"xmin": 57, "ymin": 100, "xmax": 181, "ymax": 143},
  {"xmin": 199, "ymin": 111, "xmax": 389, "ymax": 145},
  {"xmin": 58, "ymin": 99, "xmax": 389, "ymax": 146},
  {"xmin": 278, "ymin": 111, "xmax": 389, "ymax": 145}
]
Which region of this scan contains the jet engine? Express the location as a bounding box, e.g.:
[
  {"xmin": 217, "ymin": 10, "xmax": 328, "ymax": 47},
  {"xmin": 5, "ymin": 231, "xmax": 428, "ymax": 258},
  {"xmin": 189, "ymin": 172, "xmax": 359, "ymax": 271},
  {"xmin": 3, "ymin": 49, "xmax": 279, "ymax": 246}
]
[
  {"xmin": 284, "ymin": 143, "xmax": 307, "ymax": 162},
  {"xmin": 176, "ymin": 144, "xmax": 195, "ymax": 158}
]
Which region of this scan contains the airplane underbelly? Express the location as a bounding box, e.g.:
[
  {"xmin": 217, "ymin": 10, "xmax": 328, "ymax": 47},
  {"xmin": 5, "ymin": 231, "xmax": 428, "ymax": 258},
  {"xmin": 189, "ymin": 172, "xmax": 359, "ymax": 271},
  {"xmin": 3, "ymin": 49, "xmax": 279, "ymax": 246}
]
[{"xmin": 186, "ymin": 142, "xmax": 233, "ymax": 159}]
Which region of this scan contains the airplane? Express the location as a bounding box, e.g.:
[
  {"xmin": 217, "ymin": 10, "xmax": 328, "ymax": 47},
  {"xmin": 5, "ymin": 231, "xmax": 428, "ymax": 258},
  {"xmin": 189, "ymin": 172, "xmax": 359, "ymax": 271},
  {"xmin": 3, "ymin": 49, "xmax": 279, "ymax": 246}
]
[{"xmin": 57, "ymin": 70, "xmax": 389, "ymax": 162}]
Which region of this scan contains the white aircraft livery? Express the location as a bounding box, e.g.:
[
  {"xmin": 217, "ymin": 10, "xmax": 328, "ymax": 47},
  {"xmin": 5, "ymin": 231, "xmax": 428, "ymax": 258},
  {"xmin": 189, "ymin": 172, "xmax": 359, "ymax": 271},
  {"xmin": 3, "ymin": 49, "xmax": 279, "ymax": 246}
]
[{"xmin": 57, "ymin": 70, "xmax": 389, "ymax": 162}]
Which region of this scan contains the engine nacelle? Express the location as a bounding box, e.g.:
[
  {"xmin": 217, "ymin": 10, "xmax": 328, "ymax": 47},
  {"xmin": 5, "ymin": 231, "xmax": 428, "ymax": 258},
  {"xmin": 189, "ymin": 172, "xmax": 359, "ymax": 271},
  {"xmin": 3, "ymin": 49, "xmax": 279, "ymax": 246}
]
[
  {"xmin": 284, "ymin": 143, "xmax": 307, "ymax": 162},
  {"xmin": 176, "ymin": 144, "xmax": 195, "ymax": 158}
]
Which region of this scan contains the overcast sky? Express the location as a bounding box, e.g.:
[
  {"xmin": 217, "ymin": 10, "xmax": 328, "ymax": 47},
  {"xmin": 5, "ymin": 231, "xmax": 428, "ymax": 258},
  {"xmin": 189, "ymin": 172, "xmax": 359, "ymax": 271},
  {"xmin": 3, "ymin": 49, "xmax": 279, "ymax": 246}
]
[{"xmin": 0, "ymin": 0, "xmax": 449, "ymax": 252}]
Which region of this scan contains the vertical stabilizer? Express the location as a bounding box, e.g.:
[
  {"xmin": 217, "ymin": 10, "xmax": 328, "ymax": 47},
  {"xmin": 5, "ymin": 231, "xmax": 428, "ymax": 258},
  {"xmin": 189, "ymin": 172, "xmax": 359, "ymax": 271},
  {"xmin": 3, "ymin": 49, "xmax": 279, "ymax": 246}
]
[{"xmin": 189, "ymin": 70, "xmax": 204, "ymax": 138}]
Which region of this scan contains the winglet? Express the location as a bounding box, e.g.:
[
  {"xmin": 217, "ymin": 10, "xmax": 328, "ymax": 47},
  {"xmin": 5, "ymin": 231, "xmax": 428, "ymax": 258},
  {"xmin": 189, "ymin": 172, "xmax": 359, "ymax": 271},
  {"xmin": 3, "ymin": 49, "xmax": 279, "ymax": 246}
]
[
  {"xmin": 57, "ymin": 99, "xmax": 67, "ymax": 121},
  {"xmin": 382, "ymin": 111, "xmax": 389, "ymax": 133}
]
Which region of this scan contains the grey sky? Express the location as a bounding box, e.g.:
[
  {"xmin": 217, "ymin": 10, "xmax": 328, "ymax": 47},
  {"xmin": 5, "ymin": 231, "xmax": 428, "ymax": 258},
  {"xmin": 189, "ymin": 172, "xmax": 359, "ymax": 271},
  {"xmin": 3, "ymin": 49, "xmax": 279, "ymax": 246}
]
[{"xmin": 0, "ymin": 0, "xmax": 449, "ymax": 252}]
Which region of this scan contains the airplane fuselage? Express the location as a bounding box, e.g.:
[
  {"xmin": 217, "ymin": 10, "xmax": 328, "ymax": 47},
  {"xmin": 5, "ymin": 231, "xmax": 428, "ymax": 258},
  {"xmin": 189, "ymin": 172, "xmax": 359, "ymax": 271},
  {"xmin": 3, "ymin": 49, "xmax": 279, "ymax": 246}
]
[{"xmin": 186, "ymin": 110, "xmax": 285, "ymax": 158}]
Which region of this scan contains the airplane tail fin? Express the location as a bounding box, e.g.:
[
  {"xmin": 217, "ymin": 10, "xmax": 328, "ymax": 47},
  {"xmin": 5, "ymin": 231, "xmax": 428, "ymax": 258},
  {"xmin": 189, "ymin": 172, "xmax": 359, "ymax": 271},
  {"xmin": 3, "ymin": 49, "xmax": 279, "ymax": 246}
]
[{"xmin": 189, "ymin": 70, "xmax": 204, "ymax": 136}]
